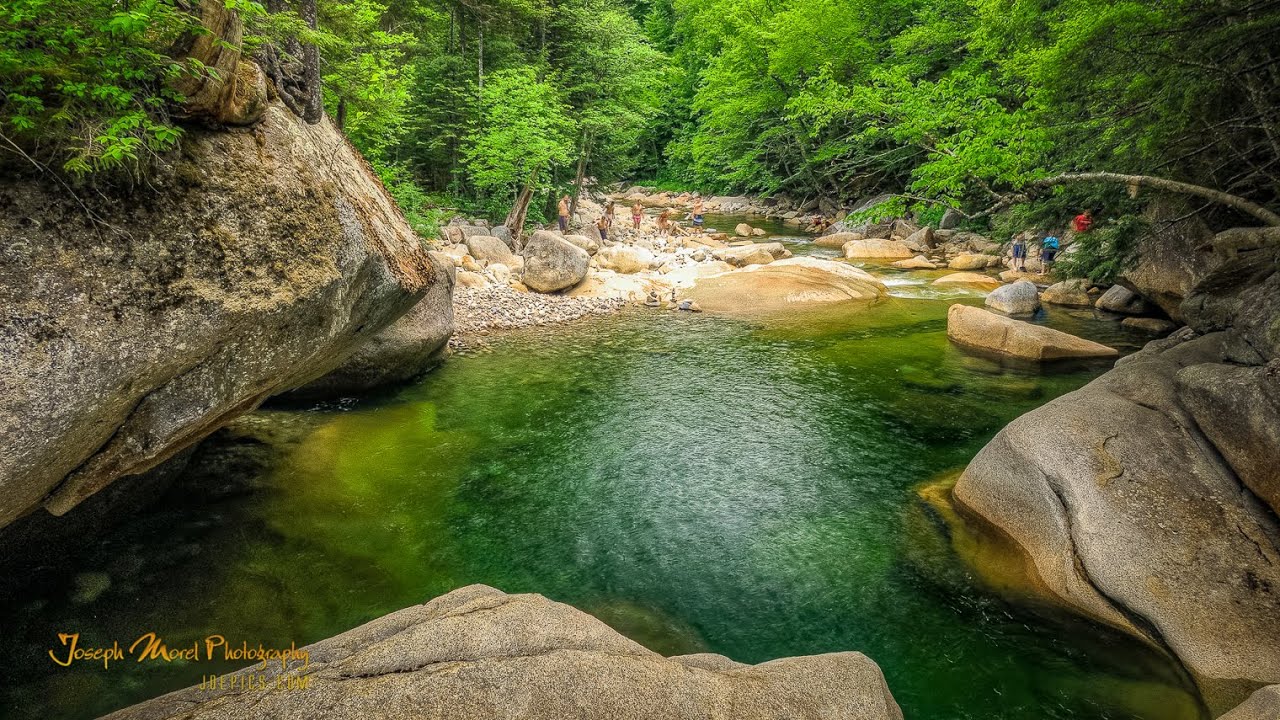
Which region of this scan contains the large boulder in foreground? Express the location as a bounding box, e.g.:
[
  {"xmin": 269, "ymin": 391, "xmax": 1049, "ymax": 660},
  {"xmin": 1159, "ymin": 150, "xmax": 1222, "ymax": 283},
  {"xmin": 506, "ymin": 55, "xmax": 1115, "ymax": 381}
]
[
  {"xmin": 687, "ymin": 257, "xmax": 886, "ymax": 316},
  {"xmin": 103, "ymin": 585, "xmax": 903, "ymax": 720},
  {"xmin": 0, "ymin": 102, "xmax": 437, "ymax": 529},
  {"xmin": 952, "ymin": 329, "xmax": 1280, "ymax": 712},
  {"xmin": 521, "ymin": 231, "xmax": 590, "ymax": 293},
  {"xmin": 946, "ymin": 305, "xmax": 1117, "ymax": 361},
  {"xmin": 289, "ymin": 257, "xmax": 456, "ymax": 398}
]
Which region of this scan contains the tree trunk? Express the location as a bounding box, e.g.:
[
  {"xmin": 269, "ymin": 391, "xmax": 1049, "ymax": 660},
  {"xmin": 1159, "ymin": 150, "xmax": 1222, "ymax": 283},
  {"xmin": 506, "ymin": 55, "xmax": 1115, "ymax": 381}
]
[
  {"xmin": 336, "ymin": 97, "xmax": 347, "ymax": 131},
  {"xmin": 300, "ymin": 0, "xmax": 323, "ymax": 125},
  {"xmin": 1018, "ymin": 172, "xmax": 1280, "ymax": 226},
  {"xmin": 569, "ymin": 130, "xmax": 592, "ymax": 217},
  {"xmin": 505, "ymin": 169, "xmax": 538, "ymax": 247}
]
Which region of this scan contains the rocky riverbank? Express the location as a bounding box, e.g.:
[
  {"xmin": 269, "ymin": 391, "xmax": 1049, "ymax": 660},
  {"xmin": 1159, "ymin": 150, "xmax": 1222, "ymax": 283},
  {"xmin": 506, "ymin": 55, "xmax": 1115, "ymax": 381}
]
[{"xmin": 450, "ymin": 285, "xmax": 628, "ymax": 352}]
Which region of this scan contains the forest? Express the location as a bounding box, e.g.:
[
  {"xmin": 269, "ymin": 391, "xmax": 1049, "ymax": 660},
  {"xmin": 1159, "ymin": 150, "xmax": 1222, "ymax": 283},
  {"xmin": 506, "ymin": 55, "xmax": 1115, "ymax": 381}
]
[{"xmin": 2, "ymin": 0, "xmax": 1279, "ymax": 270}]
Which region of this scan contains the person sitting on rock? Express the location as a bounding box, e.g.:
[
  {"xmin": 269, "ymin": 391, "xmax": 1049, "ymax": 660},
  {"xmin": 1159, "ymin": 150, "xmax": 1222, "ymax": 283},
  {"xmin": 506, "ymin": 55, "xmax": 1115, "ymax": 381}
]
[
  {"xmin": 632, "ymin": 200, "xmax": 644, "ymax": 230},
  {"xmin": 1011, "ymin": 235, "xmax": 1027, "ymax": 272}
]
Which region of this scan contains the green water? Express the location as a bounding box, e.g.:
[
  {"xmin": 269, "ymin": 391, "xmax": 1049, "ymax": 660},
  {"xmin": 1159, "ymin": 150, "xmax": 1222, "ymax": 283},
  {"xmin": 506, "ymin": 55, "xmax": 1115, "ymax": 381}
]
[{"xmin": 0, "ymin": 293, "xmax": 1203, "ymax": 720}]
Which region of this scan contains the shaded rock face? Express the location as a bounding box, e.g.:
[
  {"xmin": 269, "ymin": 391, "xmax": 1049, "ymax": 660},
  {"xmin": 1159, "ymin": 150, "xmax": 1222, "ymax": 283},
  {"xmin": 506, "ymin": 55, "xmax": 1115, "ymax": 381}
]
[
  {"xmin": 1176, "ymin": 360, "xmax": 1280, "ymax": 515},
  {"xmin": 952, "ymin": 329, "xmax": 1280, "ymax": 712},
  {"xmin": 289, "ymin": 258, "xmax": 456, "ymax": 399},
  {"xmin": 0, "ymin": 102, "xmax": 437, "ymax": 529},
  {"xmin": 103, "ymin": 585, "xmax": 904, "ymax": 720},
  {"xmin": 1119, "ymin": 200, "xmax": 1216, "ymax": 322},
  {"xmin": 985, "ymin": 280, "xmax": 1040, "ymax": 315},
  {"xmin": 946, "ymin": 305, "xmax": 1117, "ymax": 361},
  {"xmin": 1182, "ymin": 241, "xmax": 1280, "ymax": 365},
  {"xmin": 521, "ymin": 231, "xmax": 590, "ymax": 293},
  {"xmin": 687, "ymin": 257, "xmax": 886, "ymax": 316}
]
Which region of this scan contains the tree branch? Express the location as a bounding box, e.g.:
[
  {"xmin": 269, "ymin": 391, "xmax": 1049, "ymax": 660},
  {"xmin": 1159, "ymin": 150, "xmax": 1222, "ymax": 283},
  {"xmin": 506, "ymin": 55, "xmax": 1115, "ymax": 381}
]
[{"xmin": 995, "ymin": 172, "xmax": 1280, "ymax": 226}]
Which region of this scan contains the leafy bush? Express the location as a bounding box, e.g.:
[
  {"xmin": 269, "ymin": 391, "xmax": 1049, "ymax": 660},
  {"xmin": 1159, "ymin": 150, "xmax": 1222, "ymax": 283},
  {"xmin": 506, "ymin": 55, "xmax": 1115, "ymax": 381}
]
[{"xmin": 0, "ymin": 0, "xmax": 236, "ymax": 175}]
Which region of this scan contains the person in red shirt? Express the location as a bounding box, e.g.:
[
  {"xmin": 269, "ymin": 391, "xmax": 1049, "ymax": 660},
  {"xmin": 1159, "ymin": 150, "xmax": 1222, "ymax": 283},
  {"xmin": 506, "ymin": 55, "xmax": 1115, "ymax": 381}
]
[{"xmin": 1073, "ymin": 209, "xmax": 1094, "ymax": 233}]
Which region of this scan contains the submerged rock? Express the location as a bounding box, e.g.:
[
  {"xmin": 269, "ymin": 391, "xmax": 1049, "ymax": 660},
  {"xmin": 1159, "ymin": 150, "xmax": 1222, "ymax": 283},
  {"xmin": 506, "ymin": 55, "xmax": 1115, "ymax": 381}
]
[
  {"xmin": 103, "ymin": 585, "xmax": 903, "ymax": 720},
  {"xmin": 946, "ymin": 305, "xmax": 1118, "ymax": 361},
  {"xmin": 1121, "ymin": 317, "xmax": 1177, "ymax": 335},
  {"xmin": 0, "ymin": 99, "xmax": 438, "ymax": 527}
]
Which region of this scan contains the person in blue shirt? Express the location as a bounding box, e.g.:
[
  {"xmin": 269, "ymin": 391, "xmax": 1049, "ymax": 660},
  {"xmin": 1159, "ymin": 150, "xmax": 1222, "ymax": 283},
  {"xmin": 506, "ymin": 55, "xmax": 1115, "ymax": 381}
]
[{"xmin": 1041, "ymin": 235, "xmax": 1060, "ymax": 273}]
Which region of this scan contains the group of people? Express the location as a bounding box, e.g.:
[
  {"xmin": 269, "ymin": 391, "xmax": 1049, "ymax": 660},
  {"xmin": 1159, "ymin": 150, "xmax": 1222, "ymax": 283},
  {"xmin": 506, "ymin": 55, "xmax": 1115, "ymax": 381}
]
[
  {"xmin": 556, "ymin": 194, "xmax": 707, "ymax": 243},
  {"xmin": 1008, "ymin": 209, "xmax": 1093, "ymax": 273}
]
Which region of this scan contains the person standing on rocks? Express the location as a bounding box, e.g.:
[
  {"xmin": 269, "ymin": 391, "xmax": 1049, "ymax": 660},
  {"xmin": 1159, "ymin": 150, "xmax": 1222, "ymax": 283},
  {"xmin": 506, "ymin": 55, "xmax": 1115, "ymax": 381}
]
[
  {"xmin": 596, "ymin": 214, "xmax": 610, "ymax": 243},
  {"xmin": 558, "ymin": 195, "xmax": 570, "ymax": 232},
  {"xmin": 605, "ymin": 201, "xmax": 617, "ymax": 230},
  {"xmin": 690, "ymin": 196, "xmax": 705, "ymax": 235},
  {"xmin": 1040, "ymin": 234, "xmax": 1060, "ymax": 274},
  {"xmin": 631, "ymin": 200, "xmax": 644, "ymax": 230},
  {"xmin": 657, "ymin": 209, "xmax": 671, "ymax": 236},
  {"xmin": 1011, "ymin": 235, "xmax": 1027, "ymax": 272}
]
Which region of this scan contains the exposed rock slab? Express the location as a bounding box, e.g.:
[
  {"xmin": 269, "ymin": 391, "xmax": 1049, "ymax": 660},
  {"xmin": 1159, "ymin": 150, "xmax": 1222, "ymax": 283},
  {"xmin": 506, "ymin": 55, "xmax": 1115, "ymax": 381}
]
[
  {"xmin": 933, "ymin": 272, "xmax": 1001, "ymax": 289},
  {"xmin": 687, "ymin": 257, "xmax": 886, "ymax": 316},
  {"xmin": 842, "ymin": 239, "xmax": 914, "ymax": 259},
  {"xmin": 952, "ymin": 331, "xmax": 1280, "ymax": 711},
  {"xmin": 0, "ymin": 103, "xmax": 437, "ymax": 527},
  {"xmin": 102, "ymin": 585, "xmax": 903, "ymax": 720},
  {"xmin": 947, "ymin": 305, "xmax": 1118, "ymax": 361},
  {"xmin": 1221, "ymin": 685, "xmax": 1280, "ymax": 720}
]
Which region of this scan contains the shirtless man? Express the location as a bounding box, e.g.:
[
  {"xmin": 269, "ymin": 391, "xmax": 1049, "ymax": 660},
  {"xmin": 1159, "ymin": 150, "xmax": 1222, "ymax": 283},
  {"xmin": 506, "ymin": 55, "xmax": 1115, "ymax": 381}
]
[
  {"xmin": 557, "ymin": 195, "xmax": 570, "ymax": 232},
  {"xmin": 690, "ymin": 196, "xmax": 705, "ymax": 235},
  {"xmin": 631, "ymin": 200, "xmax": 644, "ymax": 230}
]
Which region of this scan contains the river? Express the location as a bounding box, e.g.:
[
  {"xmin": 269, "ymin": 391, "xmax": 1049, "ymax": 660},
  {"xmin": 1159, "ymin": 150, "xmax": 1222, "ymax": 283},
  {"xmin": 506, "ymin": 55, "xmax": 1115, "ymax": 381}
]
[{"xmin": 0, "ymin": 218, "xmax": 1203, "ymax": 720}]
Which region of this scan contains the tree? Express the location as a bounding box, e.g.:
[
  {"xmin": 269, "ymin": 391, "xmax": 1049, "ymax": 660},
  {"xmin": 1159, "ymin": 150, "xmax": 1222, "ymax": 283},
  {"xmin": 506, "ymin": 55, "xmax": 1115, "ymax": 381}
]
[{"xmin": 461, "ymin": 67, "xmax": 574, "ymax": 230}]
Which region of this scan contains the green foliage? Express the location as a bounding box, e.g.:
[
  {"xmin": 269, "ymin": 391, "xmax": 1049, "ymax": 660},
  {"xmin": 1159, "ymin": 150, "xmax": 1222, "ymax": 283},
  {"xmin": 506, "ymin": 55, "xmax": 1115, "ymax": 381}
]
[
  {"xmin": 1058, "ymin": 214, "xmax": 1145, "ymax": 285},
  {"xmin": 463, "ymin": 67, "xmax": 574, "ymax": 212},
  {"xmin": 0, "ymin": 0, "xmax": 231, "ymax": 175}
]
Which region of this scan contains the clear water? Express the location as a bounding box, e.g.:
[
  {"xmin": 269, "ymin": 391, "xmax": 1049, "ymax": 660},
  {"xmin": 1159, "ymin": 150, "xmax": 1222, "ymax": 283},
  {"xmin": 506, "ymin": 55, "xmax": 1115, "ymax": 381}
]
[{"xmin": 0, "ymin": 291, "xmax": 1204, "ymax": 720}]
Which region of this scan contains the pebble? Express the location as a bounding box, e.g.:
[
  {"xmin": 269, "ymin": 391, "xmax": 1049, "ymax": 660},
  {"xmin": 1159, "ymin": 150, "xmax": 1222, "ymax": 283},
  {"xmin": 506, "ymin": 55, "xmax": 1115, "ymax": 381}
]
[{"xmin": 450, "ymin": 286, "xmax": 627, "ymax": 353}]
